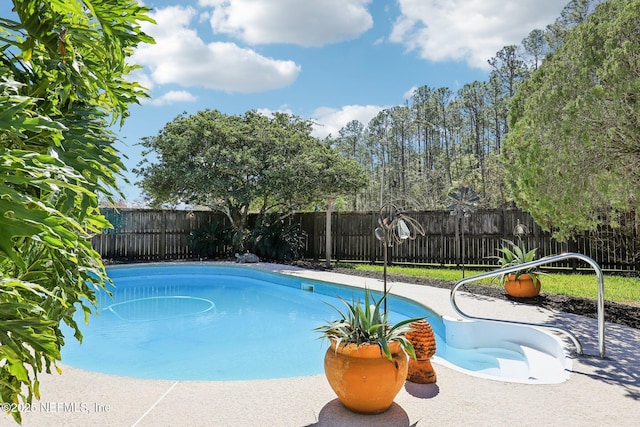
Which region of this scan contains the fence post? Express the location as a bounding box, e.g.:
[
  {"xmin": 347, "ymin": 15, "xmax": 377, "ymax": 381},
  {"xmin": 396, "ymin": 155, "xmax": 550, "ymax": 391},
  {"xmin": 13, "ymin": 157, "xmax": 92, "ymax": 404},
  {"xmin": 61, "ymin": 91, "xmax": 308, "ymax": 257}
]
[
  {"xmin": 636, "ymin": 210, "xmax": 639, "ymax": 271},
  {"xmin": 370, "ymin": 210, "xmax": 377, "ymax": 264},
  {"xmin": 126, "ymin": 210, "xmax": 133, "ymax": 261},
  {"xmin": 568, "ymin": 238, "xmax": 578, "ymax": 272},
  {"xmin": 160, "ymin": 210, "xmax": 166, "ymax": 260},
  {"xmin": 325, "ymin": 197, "xmax": 334, "ymax": 268},
  {"xmin": 313, "ymin": 211, "xmax": 319, "ymax": 261},
  {"xmin": 335, "ymin": 209, "xmax": 341, "ymax": 263}
]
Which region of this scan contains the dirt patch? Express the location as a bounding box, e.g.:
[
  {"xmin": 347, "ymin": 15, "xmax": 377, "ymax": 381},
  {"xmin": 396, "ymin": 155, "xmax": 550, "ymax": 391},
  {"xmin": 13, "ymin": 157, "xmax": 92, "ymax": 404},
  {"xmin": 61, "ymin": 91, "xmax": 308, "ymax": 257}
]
[{"xmin": 291, "ymin": 261, "xmax": 640, "ymax": 330}]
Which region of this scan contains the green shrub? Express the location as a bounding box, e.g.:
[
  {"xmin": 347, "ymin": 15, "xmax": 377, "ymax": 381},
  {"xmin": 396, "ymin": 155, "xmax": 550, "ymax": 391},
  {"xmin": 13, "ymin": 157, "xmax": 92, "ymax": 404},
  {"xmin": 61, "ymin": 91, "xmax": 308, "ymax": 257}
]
[
  {"xmin": 190, "ymin": 220, "xmax": 233, "ymax": 258},
  {"xmin": 249, "ymin": 215, "xmax": 306, "ymax": 261}
]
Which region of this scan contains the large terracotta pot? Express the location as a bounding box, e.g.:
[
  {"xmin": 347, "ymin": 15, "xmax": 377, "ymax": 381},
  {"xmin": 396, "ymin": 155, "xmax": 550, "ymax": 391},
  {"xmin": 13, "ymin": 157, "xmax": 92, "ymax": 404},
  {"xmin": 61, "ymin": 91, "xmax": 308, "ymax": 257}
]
[
  {"xmin": 324, "ymin": 339, "xmax": 409, "ymax": 414},
  {"xmin": 504, "ymin": 273, "xmax": 540, "ymax": 298}
]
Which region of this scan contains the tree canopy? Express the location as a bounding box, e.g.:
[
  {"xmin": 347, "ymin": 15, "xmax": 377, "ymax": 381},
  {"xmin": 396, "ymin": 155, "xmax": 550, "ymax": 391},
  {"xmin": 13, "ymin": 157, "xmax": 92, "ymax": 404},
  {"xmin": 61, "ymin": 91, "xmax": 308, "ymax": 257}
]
[
  {"xmin": 135, "ymin": 110, "xmax": 367, "ymax": 242},
  {"xmin": 0, "ymin": 1, "xmax": 153, "ymax": 422},
  {"xmin": 503, "ymin": 0, "xmax": 640, "ymax": 240}
]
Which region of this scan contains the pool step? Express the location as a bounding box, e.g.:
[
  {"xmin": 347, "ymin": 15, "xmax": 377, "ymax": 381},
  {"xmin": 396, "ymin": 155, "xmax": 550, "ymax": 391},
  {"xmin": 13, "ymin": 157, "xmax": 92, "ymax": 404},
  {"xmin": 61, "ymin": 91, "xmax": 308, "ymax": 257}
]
[
  {"xmin": 434, "ymin": 342, "xmax": 570, "ymax": 384},
  {"xmin": 476, "ymin": 345, "xmax": 570, "ymax": 383},
  {"xmin": 441, "ymin": 316, "xmax": 572, "ymax": 384},
  {"xmin": 491, "ymin": 349, "xmax": 529, "ymax": 380},
  {"xmin": 518, "ymin": 345, "xmax": 570, "ymax": 383}
]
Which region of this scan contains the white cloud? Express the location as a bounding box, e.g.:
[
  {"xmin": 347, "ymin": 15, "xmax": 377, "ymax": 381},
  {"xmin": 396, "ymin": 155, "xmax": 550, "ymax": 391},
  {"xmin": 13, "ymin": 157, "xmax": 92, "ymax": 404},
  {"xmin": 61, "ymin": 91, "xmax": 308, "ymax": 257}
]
[
  {"xmin": 311, "ymin": 105, "xmax": 384, "ymax": 139},
  {"xmin": 255, "ymin": 107, "xmax": 295, "ymax": 117},
  {"xmin": 132, "ymin": 5, "xmax": 301, "ymax": 93},
  {"xmin": 127, "ymin": 67, "xmax": 154, "ymax": 91},
  {"xmin": 146, "ymin": 90, "xmax": 198, "ymax": 106},
  {"xmin": 240, "ymin": 105, "xmax": 382, "ymax": 140},
  {"xmin": 202, "ymin": 0, "xmax": 373, "ymax": 47},
  {"xmin": 403, "ymin": 86, "xmax": 417, "ymax": 100},
  {"xmin": 390, "ymin": 0, "xmax": 566, "ymax": 70}
]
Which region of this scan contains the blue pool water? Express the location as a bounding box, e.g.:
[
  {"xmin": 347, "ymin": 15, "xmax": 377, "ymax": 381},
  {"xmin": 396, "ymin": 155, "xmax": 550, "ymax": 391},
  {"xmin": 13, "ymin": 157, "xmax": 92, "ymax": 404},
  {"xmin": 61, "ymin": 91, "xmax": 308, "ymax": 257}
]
[{"xmin": 61, "ymin": 264, "xmax": 441, "ymax": 381}]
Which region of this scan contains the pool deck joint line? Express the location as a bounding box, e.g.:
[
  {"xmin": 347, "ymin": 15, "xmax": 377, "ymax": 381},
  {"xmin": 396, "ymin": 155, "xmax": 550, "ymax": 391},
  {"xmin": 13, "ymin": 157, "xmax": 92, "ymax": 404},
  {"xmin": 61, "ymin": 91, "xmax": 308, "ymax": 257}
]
[{"xmin": 131, "ymin": 380, "xmax": 179, "ymax": 426}]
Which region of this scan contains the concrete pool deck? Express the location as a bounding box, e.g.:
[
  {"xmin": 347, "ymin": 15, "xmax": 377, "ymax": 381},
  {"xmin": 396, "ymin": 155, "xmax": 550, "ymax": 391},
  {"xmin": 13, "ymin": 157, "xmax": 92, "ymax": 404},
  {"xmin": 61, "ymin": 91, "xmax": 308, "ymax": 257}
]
[{"xmin": 14, "ymin": 263, "xmax": 640, "ymax": 427}]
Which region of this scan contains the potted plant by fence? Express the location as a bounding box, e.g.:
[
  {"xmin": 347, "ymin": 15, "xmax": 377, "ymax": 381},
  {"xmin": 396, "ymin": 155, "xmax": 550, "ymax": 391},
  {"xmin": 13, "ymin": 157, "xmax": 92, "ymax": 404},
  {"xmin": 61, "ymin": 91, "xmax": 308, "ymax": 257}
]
[
  {"xmin": 495, "ymin": 239, "xmax": 542, "ymax": 298},
  {"xmin": 315, "ymin": 289, "xmax": 423, "ymax": 414}
]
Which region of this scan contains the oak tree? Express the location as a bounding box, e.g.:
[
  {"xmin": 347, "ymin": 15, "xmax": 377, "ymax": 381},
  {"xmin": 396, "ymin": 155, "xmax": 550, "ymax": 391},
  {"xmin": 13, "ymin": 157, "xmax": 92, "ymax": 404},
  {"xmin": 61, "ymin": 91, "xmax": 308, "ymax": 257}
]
[{"xmin": 135, "ymin": 110, "xmax": 367, "ymax": 247}]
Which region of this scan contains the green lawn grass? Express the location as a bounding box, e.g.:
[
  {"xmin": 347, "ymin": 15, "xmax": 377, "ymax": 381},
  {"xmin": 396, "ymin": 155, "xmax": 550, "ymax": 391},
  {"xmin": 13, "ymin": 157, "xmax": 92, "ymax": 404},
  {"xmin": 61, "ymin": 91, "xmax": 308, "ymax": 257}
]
[{"xmin": 344, "ymin": 264, "xmax": 640, "ymax": 306}]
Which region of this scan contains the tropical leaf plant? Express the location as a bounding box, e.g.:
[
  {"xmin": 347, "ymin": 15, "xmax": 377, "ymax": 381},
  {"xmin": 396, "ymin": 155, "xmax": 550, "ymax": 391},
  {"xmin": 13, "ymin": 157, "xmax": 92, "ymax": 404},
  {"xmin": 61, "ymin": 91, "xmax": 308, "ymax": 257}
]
[
  {"xmin": 0, "ymin": 1, "xmax": 154, "ymax": 423},
  {"xmin": 190, "ymin": 219, "xmax": 233, "ymax": 258},
  {"xmin": 248, "ymin": 214, "xmax": 306, "ymax": 262}
]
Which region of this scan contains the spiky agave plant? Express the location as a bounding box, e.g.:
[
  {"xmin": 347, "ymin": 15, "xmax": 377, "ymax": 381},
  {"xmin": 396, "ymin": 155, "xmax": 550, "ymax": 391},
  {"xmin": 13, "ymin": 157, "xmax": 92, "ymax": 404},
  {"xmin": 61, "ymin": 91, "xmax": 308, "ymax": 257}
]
[
  {"xmin": 495, "ymin": 239, "xmax": 540, "ymax": 281},
  {"xmin": 316, "ymin": 288, "xmax": 423, "ymax": 360}
]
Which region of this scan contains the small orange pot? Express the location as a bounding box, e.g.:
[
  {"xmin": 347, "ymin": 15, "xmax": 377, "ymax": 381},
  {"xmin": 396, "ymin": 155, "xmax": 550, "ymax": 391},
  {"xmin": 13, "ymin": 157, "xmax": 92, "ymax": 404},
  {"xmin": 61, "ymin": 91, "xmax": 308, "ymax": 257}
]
[
  {"xmin": 504, "ymin": 273, "xmax": 540, "ymax": 298},
  {"xmin": 324, "ymin": 339, "xmax": 408, "ymax": 414}
]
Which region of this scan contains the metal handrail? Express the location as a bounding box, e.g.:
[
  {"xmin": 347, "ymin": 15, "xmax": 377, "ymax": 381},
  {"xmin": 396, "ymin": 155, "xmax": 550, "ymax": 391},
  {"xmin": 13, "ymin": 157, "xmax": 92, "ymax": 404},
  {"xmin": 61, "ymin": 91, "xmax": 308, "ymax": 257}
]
[{"xmin": 450, "ymin": 252, "xmax": 606, "ymax": 358}]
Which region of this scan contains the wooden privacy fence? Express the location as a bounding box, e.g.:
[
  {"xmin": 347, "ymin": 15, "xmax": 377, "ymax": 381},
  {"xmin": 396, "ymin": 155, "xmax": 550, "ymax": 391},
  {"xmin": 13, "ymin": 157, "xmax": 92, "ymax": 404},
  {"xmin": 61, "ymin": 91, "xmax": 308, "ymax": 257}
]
[
  {"xmin": 92, "ymin": 208, "xmax": 638, "ymax": 271},
  {"xmin": 300, "ymin": 210, "xmax": 563, "ymax": 268},
  {"xmin": 93, "ymin": 209, "xmax": 225, "ymax": 261}
]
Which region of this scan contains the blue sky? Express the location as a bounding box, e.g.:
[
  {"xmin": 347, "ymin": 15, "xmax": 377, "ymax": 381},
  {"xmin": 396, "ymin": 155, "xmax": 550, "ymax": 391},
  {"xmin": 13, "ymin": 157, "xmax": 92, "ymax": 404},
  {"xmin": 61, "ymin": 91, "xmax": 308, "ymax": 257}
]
[{"xmin": 5, "ymin": 1, "xmax": 570, "ymax": 202}]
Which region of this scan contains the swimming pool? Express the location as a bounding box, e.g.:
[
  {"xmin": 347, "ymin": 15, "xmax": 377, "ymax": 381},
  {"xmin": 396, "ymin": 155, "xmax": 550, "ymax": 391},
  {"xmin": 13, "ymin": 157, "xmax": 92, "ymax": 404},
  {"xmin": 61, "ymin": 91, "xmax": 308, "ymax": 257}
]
[
  {"xmin": 61, "ymin": 263, "xmax": 570, "ymax": 383},
  {"xmin": 62, "ymin": 264, "xmax": 439, "ymax": 381}
]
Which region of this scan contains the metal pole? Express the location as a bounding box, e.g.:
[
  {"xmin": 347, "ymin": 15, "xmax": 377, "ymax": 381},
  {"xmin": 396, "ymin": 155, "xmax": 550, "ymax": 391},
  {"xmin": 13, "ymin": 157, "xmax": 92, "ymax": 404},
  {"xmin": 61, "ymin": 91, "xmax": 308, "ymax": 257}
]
[
  {"xmin": 383, "ymin": 241, "xmax": 388, "ymax": 313},
  {"xmin": 325, "ymin": 197, "xmax": 335, "ymax": 268},
  {"xmin": 461, "ymin": 215, "xmax": 465, "ymax": 278}
]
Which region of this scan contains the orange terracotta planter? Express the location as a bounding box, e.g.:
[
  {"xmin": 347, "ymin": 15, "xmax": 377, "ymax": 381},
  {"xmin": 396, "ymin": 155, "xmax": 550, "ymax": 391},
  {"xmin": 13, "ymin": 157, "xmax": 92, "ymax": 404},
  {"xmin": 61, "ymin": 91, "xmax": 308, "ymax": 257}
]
[
  {"xmin": 324, "ymin": 339, "xmax": 408, "ymax": 414},
  {"xmin": 504, "ymin": 273, "xmax": 541, "ymax": 298}
]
